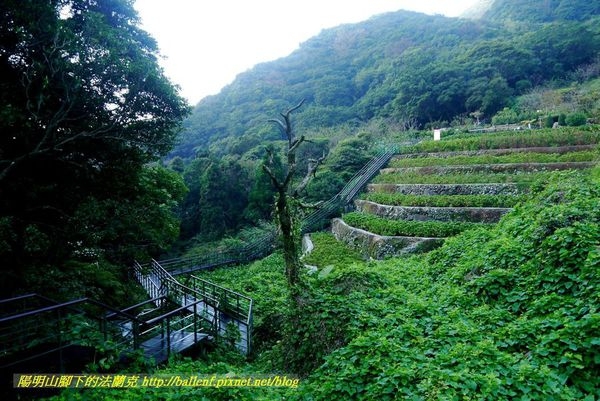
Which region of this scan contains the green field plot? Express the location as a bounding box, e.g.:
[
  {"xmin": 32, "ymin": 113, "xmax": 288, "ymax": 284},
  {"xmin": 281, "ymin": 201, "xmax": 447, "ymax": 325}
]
[
  {"xmin": 401, "ymin": 128, "xmax": 599, "ymax": 154},
  {"xmin": 343, "ymin": 212, "xmax": 490, "ymax": 237},
  {"xmin": 388, "ymin": 150, "xmax": 598, "ymax": 168},
  {"xmin": 372, "ymin": 170, "xmax": 554, "ymax": 185}
]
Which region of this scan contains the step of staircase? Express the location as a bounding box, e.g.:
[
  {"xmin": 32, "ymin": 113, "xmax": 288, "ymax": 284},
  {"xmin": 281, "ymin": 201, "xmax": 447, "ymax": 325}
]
[
  {"xmin": 140, "ymin": 331, "xmax": 211, "ymax": 364},
  {"xmin": 355, "ymin": 200, "xmax": 512, "ymax": 223}
]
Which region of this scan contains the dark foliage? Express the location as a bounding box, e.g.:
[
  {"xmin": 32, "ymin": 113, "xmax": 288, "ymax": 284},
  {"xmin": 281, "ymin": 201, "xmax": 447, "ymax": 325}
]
[{"xmin": 0, "ymin": 0, "xmax": 189, "ymax": 296}]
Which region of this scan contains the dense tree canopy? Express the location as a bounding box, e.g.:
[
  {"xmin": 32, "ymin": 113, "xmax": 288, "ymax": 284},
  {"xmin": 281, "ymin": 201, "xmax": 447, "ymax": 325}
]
[
  {"xmin": 0, "ymin": 0, "xmax": 189, "ymax": 296},
  {"xmin": 483, "ymin": 0, "xmax": 600, "ymax": 22}
]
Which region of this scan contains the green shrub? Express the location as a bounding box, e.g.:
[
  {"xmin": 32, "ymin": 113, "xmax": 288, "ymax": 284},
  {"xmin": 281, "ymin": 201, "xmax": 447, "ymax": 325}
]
[
  {"xmin": 565, "ymin": 112, "xmax": 588, "ymax": 126},
  {"xmin": 491, "ymin": 107, "xmax": 519, "ymax": 125},
  {"xmin": 304, "ymin": 169, "xmax": 345, "ymax": 202},
  {"xmin": 558, "ymin": 113, "xmax": 567, "ymax": 126}
]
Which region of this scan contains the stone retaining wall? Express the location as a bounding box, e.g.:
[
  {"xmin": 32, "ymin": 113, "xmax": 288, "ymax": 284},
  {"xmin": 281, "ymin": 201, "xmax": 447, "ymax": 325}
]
[
  {"xmin": 367, "ymin": 183, "xmax": 523, "ymax": 196},
  {"xmin": 301, "ymin": 234, "xmax": 314, "ymax": 256},
  {"xmin": 331, "ymin": 218, "xmax": 444, "ymax": 259}
]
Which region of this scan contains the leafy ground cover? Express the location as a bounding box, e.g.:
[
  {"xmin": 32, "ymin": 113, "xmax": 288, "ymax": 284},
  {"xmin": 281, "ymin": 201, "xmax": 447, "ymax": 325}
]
[
  {"xmin": 360, "ymin": 193, "xmax": 524, "ymax": 208},
  {"xmin": 47, "ymin": 169, "xmax": 600, "ymax": 401},
  {"xmin": 402, "ymin": 127, "xmax": 599, "ymax": 154},
  {"xmin": 183, "ymin": 253, "xmax": 290, "ymax": 354},
  {"xmin": 343, "ymin": 212, "xmax": 488, "ymax": 237},
  {"xmin": 372, "ymin": 170, "xmax": 553, "ymax": 185},
  {"xmin": 301, "ymin": 232, "xmax": 365, "ymax": 269},
  {"xmin": 389, "ymin": 150, "xmax": 598, "ymax": 168},
  {"xmin": 295, "ymin": 169, "xmax": 600, "ymax": 400}
]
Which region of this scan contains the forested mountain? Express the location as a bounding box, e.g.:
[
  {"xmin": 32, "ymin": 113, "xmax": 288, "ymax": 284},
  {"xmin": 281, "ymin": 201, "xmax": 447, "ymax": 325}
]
[
  {"xmin": 483, "ymin": 0, "xmax": 600, "ymax": 22},
  {"xmin": 2, "ymin": 0, "xmax": 599, "ymax": 299},
  {"xmin": 173, "ymin": 0, "xmax": 600, "ymax": 159}
]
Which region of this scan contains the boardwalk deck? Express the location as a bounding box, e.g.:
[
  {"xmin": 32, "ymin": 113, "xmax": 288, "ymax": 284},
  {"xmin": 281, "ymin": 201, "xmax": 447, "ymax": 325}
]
[{"xmin": 140, "ymin": 331, "xmax": 210, "ymax": 364}]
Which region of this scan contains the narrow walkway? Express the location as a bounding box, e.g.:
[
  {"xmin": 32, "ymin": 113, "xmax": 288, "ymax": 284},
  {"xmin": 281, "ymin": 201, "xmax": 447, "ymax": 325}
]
[{"xmin": 140, "ymin": 331, "xmax": 210, "ymax": 364}]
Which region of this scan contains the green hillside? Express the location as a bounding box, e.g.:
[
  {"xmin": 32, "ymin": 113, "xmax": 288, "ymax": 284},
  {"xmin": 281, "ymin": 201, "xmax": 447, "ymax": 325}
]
[
  {"xmin": 163, "ymin": 0, "xmax": 600, "ymax": 249},
  {"xmin": 483, "ymin": 0, "xmax": 600, "ymax": 22},
  {"xmin": 1, "ymin": 1, "xmax": 599, "ymax": 399},
  {"xmin": 48, "ymin": 134, "xmax": 600, "ymax": 400},
  {"xmin": 173, "ymin": 1, "xmax": 600, "ymax": 159}
]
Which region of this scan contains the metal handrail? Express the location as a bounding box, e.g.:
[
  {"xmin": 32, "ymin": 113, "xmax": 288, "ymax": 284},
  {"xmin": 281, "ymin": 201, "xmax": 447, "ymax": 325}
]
[
  {"xmin": 0, "ymin": 293, "xmax": 58, "ymax": 305},
  {"xmin": 188, "ymin": 276, "xmax": 252, "ymax": 321},
  {"xmin": 0, "ymin": 297, "xmax": 141, "ymax": 325},
  {"xmin": 158, "ymin": 144, "xmax": 403, "ymax": 275},
  {"xmin": 105, "ymin": 297, "xmax": 164, "ymax": 319},
  {"xmin": 142, "ymin": 299, "xmax": 207, "ymax": 326}
]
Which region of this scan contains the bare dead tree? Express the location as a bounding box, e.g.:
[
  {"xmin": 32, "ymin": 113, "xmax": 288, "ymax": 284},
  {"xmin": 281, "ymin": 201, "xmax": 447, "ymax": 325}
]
[
  {"xmin": 293, "ymin": 153, "xmax": 327, "ymax": 199},
  {"xmin": 262, "ymin": 99, "xmax": 325, "ymax": 293}
]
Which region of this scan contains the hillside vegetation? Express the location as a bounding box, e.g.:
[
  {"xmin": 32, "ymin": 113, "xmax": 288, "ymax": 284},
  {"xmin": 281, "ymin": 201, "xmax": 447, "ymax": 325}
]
[
  {"xmin": 483, "ymin": 0, "xmax": 600, "ymax": 22},
  {"xmin": 163, "ymin": 0, "xmax": 600, "ymax": 250},
  {"xmin": 51, "ymin": 149, "xmax": 600, "ymax": 400},
  {"xmin": 173, "ymin": 1, "xmax": 600, "ymax": 160},
  {"xmin": 1, "ymin": 1, "xmax": 599, "ymax": 399},
  {"xmin": 297, "ymin": 168, "xmax": 600, "ymax": 400}
]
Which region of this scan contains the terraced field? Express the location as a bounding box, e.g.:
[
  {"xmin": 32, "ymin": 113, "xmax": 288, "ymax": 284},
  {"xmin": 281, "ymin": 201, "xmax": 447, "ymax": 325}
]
[{"xmin": 332, "ymin": 128, "xmax": 599, "ymax": 259}]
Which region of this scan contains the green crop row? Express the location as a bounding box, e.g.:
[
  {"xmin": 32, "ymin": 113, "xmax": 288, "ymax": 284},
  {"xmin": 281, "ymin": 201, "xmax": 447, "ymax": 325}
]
[
  {"xmin": 373, "ymin": 170, "xmax": 554, "ymax": 185},
  {"xmin": 343, "ymin": 212, "xmax": 488, "ymax": 237},
  {"xmin": 361, "ymin": 193, "xmax": 524, "ymax": 208},
  {"xmin": 400, "ymin": 127, "xmax": 599, "ymax": 154},
  {"xmin": 389, "ymin": 150, "xmax": 598, "ymax": 168},
  {"xmin": 302, "ymin": 232, "xmax": 365, "ymax": 269}
]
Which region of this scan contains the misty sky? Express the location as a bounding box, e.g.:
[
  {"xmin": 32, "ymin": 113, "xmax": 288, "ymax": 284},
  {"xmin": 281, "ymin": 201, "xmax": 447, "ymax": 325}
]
[{"xmin": 134, "ymin": 1, "xmax": 480, "ymax": 105}]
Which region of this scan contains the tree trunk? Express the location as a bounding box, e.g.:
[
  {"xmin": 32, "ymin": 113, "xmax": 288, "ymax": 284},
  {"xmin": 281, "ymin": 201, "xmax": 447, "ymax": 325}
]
[
  {"xmin": 275, "ymin": 188, "xmax": 300, "ymax": 290},
  {"xmin": 264, "ymin": 99, "xmax": 321, "ymax": 299}
]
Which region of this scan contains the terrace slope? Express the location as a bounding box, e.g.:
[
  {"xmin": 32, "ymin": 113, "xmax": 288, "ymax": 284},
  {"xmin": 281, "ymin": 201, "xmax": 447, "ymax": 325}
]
[{"xmin": 332, "ymin": 127, "xmax": 599, "ymax": 258}]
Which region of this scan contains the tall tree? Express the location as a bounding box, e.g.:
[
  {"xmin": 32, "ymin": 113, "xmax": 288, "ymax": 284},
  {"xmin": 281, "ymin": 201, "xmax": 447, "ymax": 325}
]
[
  {"xmin": 244, "ymin": 145, "xmax": 283, "ymax": 223},
  {"xmin": 0, "ymin": 0, "xmax": 189, "ymax": 294},
  {"xmin": 198, "ymin": 160, "xmax": 228, "ymax": 240}
]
